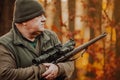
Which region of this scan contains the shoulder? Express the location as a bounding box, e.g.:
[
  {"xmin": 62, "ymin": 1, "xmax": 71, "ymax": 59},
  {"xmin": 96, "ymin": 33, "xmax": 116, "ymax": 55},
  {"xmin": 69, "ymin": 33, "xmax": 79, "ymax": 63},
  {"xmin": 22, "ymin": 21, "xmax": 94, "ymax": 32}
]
[{"xmin": 0, "ymin": 31, "xmax": 13, "ymax": 45}]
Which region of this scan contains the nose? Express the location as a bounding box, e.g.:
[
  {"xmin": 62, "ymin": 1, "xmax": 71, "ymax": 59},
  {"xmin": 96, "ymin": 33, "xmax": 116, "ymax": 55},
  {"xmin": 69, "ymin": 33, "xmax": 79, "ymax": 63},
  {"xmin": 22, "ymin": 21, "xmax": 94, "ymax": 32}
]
[{"xmin": 41, "ymin": 15, "xmax": 46, "ymax": 22}]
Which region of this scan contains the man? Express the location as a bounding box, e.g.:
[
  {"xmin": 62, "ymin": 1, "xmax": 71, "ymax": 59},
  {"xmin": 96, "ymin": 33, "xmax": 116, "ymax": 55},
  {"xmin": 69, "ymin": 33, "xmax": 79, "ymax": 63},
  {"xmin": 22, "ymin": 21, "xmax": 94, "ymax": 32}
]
[{"xmin": 0, "ymin": 0, "xmax": 74, "ymax": 80}]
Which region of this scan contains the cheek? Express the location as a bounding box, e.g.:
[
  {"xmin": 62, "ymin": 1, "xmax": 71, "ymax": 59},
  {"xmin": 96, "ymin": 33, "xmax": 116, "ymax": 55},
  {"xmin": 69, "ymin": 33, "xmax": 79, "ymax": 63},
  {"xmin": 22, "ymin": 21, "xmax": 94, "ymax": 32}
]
[
  {"xmin": 26, "ymin": 20, "xmax": 44, "ymax": 31},
  {"xmin": 30, "ymin": 25, "xmax": 39, "ymax": 31},
  {"xmin": 28, "ymin": 22, "xmax": 38, "ymax": 29},
  {"xmin": 25, "ymin": 24, "xmax": 37, "ymax": 32},
  {"xmin": 36, "ymin": 22, "xmax": 44, "ymax": 29},
  {"xmin": 33, "ymin": 24, "xmax": 42, "ymax": 31}
]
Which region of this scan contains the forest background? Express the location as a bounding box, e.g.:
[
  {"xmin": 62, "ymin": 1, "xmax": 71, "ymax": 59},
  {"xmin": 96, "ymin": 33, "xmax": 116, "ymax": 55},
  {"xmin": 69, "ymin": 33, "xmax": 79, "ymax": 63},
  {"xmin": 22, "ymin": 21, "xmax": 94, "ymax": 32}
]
[{"xmin": 0, "ymin": 0, "xmax": 120, "ymax": 80}]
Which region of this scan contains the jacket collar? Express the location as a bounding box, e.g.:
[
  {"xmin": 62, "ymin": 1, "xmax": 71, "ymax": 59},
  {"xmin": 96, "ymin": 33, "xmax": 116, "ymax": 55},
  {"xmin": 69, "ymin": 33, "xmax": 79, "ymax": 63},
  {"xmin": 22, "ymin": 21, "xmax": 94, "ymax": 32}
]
[
  {"xmin": 12, "ymin": 24, "xmax": 25, "ymax": 45},
  {"xmin": 39, "ymin": 30, "xmax": 50, "ymax": 45}
]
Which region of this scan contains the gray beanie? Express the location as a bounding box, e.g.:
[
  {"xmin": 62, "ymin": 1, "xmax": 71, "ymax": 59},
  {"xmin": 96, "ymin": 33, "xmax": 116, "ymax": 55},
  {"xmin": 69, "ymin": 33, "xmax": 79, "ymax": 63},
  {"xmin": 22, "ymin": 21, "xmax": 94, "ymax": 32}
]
[{"xmin": 13, "ymin": 0, "xmax": 44, "ymax": 23}]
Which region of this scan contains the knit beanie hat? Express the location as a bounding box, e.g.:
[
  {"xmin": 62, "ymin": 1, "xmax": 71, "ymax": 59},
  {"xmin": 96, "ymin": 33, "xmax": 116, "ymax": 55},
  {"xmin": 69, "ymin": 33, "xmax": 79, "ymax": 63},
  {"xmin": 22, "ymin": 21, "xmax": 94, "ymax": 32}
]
[{"xmin": 13, "ymin": 0, "xmax": 45, "ymax": 23}]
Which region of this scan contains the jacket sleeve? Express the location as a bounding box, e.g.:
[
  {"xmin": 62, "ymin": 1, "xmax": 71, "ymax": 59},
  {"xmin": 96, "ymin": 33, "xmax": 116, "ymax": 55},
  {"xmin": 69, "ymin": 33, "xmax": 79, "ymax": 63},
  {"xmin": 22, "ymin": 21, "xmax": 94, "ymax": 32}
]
[
  {"xmin": 0, "ymin": 44, "xmax": 45, "ymax": 80},
  {"xmin": 50, "ymin": 31, "xmax": 75, "ymax": 79},
  {"xmin": 57, "ymin": 61, "xmax": 75, "ymax": 79}
]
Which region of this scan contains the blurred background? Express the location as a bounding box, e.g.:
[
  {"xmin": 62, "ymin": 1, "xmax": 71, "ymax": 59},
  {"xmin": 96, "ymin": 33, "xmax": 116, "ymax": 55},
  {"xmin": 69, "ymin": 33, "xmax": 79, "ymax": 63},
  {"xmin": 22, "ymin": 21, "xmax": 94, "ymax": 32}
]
[{"xmin": 0, "ymin": 0, "xmax": 120, "ymax": 80}]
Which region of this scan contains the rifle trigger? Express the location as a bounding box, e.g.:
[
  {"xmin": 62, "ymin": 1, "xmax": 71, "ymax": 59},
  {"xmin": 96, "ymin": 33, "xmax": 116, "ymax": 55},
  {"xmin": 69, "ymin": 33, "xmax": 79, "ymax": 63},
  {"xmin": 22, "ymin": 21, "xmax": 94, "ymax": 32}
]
[{"xmin": 81, "ymin": 49, "xmax": 87, "ymax": 57}]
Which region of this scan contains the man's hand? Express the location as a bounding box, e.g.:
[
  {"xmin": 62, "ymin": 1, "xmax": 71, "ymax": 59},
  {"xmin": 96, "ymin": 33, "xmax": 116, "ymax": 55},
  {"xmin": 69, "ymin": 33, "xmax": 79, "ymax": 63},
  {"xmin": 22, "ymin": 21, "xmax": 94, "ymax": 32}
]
[{"xmin": 42, "ymin": 63, "xmax": 59, "ymax": 80}]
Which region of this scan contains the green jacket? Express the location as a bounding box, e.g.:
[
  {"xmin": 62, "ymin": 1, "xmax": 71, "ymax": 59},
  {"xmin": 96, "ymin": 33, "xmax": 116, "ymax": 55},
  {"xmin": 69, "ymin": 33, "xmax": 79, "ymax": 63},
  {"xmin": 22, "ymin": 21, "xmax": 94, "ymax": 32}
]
[{"xmin": 0, "ymin": 26, "xmax": 74, "ymax": 80}]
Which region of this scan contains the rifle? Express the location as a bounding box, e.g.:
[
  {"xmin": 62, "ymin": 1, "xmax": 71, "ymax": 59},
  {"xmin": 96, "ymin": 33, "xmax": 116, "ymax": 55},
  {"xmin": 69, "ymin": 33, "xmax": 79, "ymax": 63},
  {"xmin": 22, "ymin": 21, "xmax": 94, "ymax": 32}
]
[{"xmin": 32, "ymin": 32, "xmax": 107, "ymax": 64}]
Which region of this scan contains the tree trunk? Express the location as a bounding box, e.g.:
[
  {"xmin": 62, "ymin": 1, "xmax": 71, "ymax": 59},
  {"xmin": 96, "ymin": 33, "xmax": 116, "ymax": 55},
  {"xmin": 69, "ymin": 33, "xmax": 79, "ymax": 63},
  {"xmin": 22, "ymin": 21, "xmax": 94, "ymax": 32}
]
[
  {"xmin": 0, "ymin": 0, "xmax": 15, "ymax": 36},
  {"xmin": 68, "ymin": 0, "xmax": 75, "ymax": 33},
  {"xmin": 87, "ymin": 0, "xmax": 103, "ymax": 79},
  {"xmin": 113, "ymin": 0, "xmax": 120, "ymax": 79},
  {"xmin": 87, "ymin": 0, "xmax": 102, "ymax": 63},
  {"xmin": 88, "ymin": 0, "xmax": 102, "ymax": 38},
  {"xmin": 52, "ymin": 0, "xmax": 62, "ymax": 40},
  {"xmin": 113, "ymin": 0, "xmax": 120, "ymax": 57}
]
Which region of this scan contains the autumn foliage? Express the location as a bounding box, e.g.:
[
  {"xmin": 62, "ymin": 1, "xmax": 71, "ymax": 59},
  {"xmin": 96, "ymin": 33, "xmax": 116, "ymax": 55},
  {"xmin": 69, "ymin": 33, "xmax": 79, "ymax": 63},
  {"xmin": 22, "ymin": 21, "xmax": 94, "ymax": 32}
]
[
  {"xmin": 0, "ymin": 0, "xmax": 120, "ymax": 80},
  {"xmin": 49, "ymin": 0, "xmax": 120, "ymax": 80}
]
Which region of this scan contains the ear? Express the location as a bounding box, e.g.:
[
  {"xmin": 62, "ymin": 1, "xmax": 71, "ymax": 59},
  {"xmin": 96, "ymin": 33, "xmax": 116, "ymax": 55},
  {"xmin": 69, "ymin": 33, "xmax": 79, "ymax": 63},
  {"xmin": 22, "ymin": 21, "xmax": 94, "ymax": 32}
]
[{"xmin": 22, "ymin": 22, "xmax": 27, "ymax": 26}]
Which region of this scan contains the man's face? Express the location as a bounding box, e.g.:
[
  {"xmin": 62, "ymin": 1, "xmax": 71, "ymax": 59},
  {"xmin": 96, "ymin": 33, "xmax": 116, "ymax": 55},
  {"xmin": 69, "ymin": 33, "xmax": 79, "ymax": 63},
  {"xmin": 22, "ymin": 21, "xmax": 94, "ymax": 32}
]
[{"xmin": 24, "ymin": 14, "xmax": 46, "ymax": 35}]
